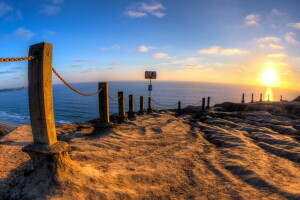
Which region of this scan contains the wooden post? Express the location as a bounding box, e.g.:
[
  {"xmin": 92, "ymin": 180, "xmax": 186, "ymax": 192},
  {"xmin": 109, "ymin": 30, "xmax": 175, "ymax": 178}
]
[
  {"xmin": 139, "ymin": 96, "xmax": 144, "ymax": 113},
  {"xmin": 202, "ymin": 98, "xmax": 206, "ymax": 110},
  {"xmin": 118, "ymin": 91, "xmax": 125, "ymax": 117},
  {"xmin": 147, "ymin": 97, "xmax": 152, "ymax": 113},
  {"xmin": 251, "ymin": 93, "xmax": 254, "ymax": 103},
  {"xmin": 260, "ymin": 93, "xmax": 262, "ymax": 102},
  {"xmin": 207, "ymin": 97, "xmax": 210, "ymax": 108},
  {"xmin": 178, "ymin": 101, "xmax": 181, "ymax": 115},
  {"xmin": 280, "ymin": 95, "xmax": 282, "ymax": 102},
  {"xmin": 28, "ymin": 42, "xmax": 57, "ymax": 145},
  {"xmin": 129, "ymin": 95, "xmax": 134, "ymax": 113},
  {"xmin": 268, "ymin": 94, "xmax": 270, "ymax": 102},
  {"xmin": 98, "ymin": 82, "xmax": 110, "ymax": 124},
  {"xmin": 241, "ymin": 93, "xmax": 245, "ymax": 104}
]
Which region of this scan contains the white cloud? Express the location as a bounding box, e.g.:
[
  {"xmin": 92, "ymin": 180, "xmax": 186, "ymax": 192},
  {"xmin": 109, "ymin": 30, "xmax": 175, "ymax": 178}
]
[
  {"xmin": 151, "ymin": 53, "xmax": 170, "ymax": 58},
  {"xmin": 159, "ymin": 61, "xmax": 180, "ymax": 65},
  {"xmin": 267, "ymin": 54, "xmax": 287, "ymax": 58},
  {"xmin": 245, "ymin": 14, "xmax": 260, "ymax": 25},
  {"xmin": 257, "ymin": 36, "xmax": 280, "ymax": 43},
  {"xmin": 268, "ymin": 43, "xmax": 285, "ymax": 49},
  {"xmin": 124, "ymin": 2, "xmax": 165, "ymax": 18},
  {"xmin": 40, "ymin": 5, "xmax": 61, "ymax": 15},
  {"xmin": 138, "ymin": 45, "xmax": 153, "ymax": 52},
  {"xmin": 285, "ymin": 32, "xmax": 299, "ymax": 45},
  {"xmin": 198, "ymin": 46, "xmax": 248, "ymax": 55},
  {"xmin": 184, "ymin": 64, "xmax": 203, "ymax": 68},
  {"xmin": 271, "ymin": 9, "xmax": 283, "ymax": 16},
  {"xmin": 288, "ymin": 23, "xmax": 300, "ymax": 30},
  {"xmin": 13, "ymin": 28, "xmax": 35, "ymax": 40}
]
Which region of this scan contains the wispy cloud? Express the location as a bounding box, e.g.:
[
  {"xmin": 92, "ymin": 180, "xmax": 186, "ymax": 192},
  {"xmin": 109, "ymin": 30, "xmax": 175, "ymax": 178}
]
[
  {"xmin": 40, "ymin": 0, "xmax": 64, "ymax": 16},
  {"xmin": 270, "ymin": 9, "xmax": 284, "ymax": 16},
  {"xmin": 198, "ymin": 46, "xmax": 248, "ymax": 55},
  {"xmin": 11, "ymin": 28, "xmax": 35, "ymax": 40},
  {"xmin": 109, "ymin": 62, "xmax": 122, "ymax": 66},
  {"xmin": 11, "ymin": 67, "xmax": 22, "ymax": 70},
  {"xmin": 159, "ymin": 61, "xmax": 180, "ymax": 65},
  {"xmin": 69, "ymin": 65, "xmax": 82, "ymax": 68},
  {"xmin": 138, "ymin": 45, "xmax": 153, "ymax": 52},
  {"xmin": 267, "ymin": 53, "xmax": 287, "ymax": 58},
  {"xmin": 43, "ymin": 30, "xmax": 56, "ymax": 38},
  {"xmin": 101, "ymin": 45, "xmax": 121, "ymax": 51},
  {"xmin": 268, "ymin": 43, "xmax": 285, "ymax": 49},
  {"xmin": 74, "ymin": 59, "xmax": 95, "ymax": 63},
  {"xmin": 184, "ymin": 64, "xmax": 203, "ymax": 68},
  {"xmin": 285, "ymin": 32, "xmax": 299, "ymax": 45},
  {"xmin": 124, "ymin": 2, "xmax": 165, "ymax": 18},
  {"xmin": 245, "ymin": 14, "xmax": 260, "ymax": 25},
  {"xmin": 0, "ymin": 70, "xmax": 16, "ymax": 74},
  {"xmin": 151, "ymin": 53, "xmax": 171, "ymax": 58},
  {"xmin": 0, "ymin": 2, "xmax": 22, "ymax": 21},
  {"xmin": 257, "ymin": 36, "xmax": 280, "ymax": 43},
  {"xmin": 287, "ymin": 23, "xmax": 300, "ymax": 30}
]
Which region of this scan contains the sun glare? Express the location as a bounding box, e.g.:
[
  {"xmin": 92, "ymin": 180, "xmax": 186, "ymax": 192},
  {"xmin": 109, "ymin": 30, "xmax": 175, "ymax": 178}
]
[{"xmin": 261, "ymin": 68, "xmax": 277, "ymax": 86}]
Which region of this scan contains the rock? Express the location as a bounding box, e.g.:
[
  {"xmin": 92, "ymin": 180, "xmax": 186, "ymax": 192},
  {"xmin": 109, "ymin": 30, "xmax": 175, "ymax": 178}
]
[
  {"xmin": 0, "ymin": 127, "xmax": 7, "ymax": 135},
  {"xmin": 293, "ymin": 96, "xmax": 300, "ymax": 102}
]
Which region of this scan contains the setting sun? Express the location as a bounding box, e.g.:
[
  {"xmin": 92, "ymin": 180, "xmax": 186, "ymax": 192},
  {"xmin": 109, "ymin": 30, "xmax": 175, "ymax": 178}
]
[{"xmin": 262, "ymin": 68, "xmax": 278, "ymax": 86}]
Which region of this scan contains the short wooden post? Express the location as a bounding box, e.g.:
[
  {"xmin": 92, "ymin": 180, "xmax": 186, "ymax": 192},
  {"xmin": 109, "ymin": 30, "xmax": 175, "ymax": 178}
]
[
  {"xmin": 139, "ymin": 96, "xmax": 144, "ymax": 114},
  {"xmin": 251, "ymin": 93, "xmax": 254, "ymax": 103},
  {"xmin": 202, "ymin": 98, "xmax": 206, "ymax": 110},
  {"xmin": 178, "ymin": 101, "xmax": 181, "ymax": 114},
  {"xmin": 118, "ymin": 91, "xmax": 125, "ymax": 117},
  {"xmin": 129, "ymin": 95, "xmax": 134, "ymax": 113},
  {"xmin": 280, "ymin": 95, "xmax": 282, "ymax": 101},
  {"xmin": 260, "ymin": 93, "xmax": 262, "ymax": 102},
  {"xmin": 241, "ymin": 93, "xmax": 245, "ymax": 104},
  {"xmin": 98, "ymin": 82, "xmax": 110, "ymax": 124},
  {"xmin": 268, "ymin": 94, "xmax": 270, "ymax": 102},
  {"xmin": 28, "ymin": 42, "xmax": 57, "ymax": 145},
  {"xmin": 207, "ymin": 97, "xmax": 210, "ymax": 108},
  {"xmin": 147, "ymin": 97, "xmax": 152, "ymax": 113}
]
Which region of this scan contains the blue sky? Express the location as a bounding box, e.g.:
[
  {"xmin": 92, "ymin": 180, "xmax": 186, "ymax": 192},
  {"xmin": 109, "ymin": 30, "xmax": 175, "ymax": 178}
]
[{"xmin": 0, "ymin": 0, "xmax": 300, "ymax": 89}]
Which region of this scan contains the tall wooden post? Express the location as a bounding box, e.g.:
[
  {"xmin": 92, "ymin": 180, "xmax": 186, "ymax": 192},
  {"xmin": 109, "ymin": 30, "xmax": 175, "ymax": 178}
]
[
  {"xmin": 202, "ymin": 98, "xmax": 206, "ymax": 110},
  {"xmin": 129, "ymin": 95, "xmax": 134, "ymax": 113},
  {"xmin": 147, "ymin": 97, "xmax": 152, "ymax": 113},
  {"xmin": 241, "ymin": 93, "xmax": 245, "ymax": 104},
  {"xmin": 260, "ymin": 93, "xmax": 262, "ymax": 102},
  {"xmin": 118, "ymin": 91, "xmax": 125, "ymax": 117},
  {"xmin": 251, "ymin": 93, "xmax": 254, "ymax": 103},
  {"xmin": 178, "ymin": 101, "xmax": 181, "ymax": 115},
  {"xmin": 139, "ymin": 96, "xmax": 144, "ymax": 114},
  {"xmin": 28, "ymin": 42, "xmax": 57, "ymax": 145},
  {"xmin": 98, "ymin": 82, "xmax": 110, "ymax": 124},
  {"xmin": 207, "ymin": 97, "xmax": 210, "ymax": 109}
]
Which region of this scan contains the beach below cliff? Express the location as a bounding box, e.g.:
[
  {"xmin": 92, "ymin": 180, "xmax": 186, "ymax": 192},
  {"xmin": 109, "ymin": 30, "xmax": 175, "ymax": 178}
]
[{"xmin": 0, "ymin": 102, "xmax": 300, "ymax": 200}]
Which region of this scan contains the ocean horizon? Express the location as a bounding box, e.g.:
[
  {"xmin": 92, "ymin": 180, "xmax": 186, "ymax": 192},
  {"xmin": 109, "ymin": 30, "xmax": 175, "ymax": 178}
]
[{"xmin": 0, "ymin": 81, "xmax": 299, "ymax": 125}]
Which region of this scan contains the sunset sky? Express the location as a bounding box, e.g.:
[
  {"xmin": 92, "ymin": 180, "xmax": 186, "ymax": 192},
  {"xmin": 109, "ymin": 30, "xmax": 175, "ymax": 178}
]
[{"xmin": 0, "ymin": 0, "xmax": 299, "ymax": 89}]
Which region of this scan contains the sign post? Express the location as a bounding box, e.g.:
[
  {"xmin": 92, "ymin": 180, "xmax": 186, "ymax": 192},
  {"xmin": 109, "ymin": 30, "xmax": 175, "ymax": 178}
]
[{"xmin": 145, "ymin": 71, "xmax": 157, "ymax": 112}]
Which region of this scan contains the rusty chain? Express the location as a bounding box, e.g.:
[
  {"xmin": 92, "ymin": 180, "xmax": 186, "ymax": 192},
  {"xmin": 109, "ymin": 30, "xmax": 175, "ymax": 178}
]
[
  {"xmin": 0, "ymin": 56, "xmax": 35, "ymax": 62},
  {"xmin": 52, "ymin": 67, "xmax": 102, "ymax": 96}
]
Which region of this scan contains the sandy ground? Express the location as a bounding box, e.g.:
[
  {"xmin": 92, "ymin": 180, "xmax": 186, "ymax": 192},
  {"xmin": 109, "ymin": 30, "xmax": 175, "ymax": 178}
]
[{"xmin": 0, "ymin": 104, "xmax": 300, "ymax": 199}]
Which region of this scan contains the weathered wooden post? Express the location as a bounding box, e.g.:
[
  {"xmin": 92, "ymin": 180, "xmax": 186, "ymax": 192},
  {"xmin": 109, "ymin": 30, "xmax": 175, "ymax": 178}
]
[
  {"xmin": 280, "ymin": 95, "xmax": 283, "ymax": 102},
  {"xmin": 22, "ymin": 42, "xmax": 71, "ymax": 181},
  {"xmin": 241, "ymin": 93, "xmax": 245, "ymax": 104},
  {"xmin": 98, "ymin": 82, "xmax": 110, "ymax": 126},
  {"xmin": 268, "ymin": 94, "xmax": 270, "ymax": 102},
  {"xmin": 147, "ymin": 97, "xmax": 153, "ymax": 113},
  {"xmin": 139, "ymin": 96, "xmax": 145, "ymax": 114},
  {"xmin": 202, "ymin": 98, "xmax": 206, "ymax": 110},
  {"xmin": 178, "ymin": 101, "xmax": 181, "ymax": 115},
  {"xmin": 128, "ymin": 94, "xmax": 135, "ymax": 117},
  {"xmin": 251, "ymin": 93, "xmax": 254, "ymax": 103},
  {"xmin": 260, "ymin": 93, "xmax": 262, "ymax": 102},
  {"xmin": 207, "ymin": 97, "xmax": 210, "ymax": 109},
  {"xmin": 118, "ymin": 91, "xmax": 126, "ymax": 122}
]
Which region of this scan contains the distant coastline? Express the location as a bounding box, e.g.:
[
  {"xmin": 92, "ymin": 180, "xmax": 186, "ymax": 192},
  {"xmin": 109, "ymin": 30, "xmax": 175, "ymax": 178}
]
[{"xmin": 0, "ymin": 87, "xmax": 26, "ymax": 93}]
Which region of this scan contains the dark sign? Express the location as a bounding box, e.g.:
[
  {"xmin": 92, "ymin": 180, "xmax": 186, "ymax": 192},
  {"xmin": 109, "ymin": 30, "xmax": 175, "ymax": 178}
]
[{"xmin": 145, "ymin": 71, "xmax": 157, "ymax": 79}]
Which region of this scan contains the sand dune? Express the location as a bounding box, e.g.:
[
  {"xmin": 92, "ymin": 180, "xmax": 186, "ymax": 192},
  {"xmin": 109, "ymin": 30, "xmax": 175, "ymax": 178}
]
[{"xmin": 0, "ymin": 105, "xmax": 300, "ymax": 199}]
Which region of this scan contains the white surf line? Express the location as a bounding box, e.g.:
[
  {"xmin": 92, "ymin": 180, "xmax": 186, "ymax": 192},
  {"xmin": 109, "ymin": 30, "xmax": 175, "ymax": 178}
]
[{"xmin": 0, "ymin": 122, "xmax": 18, "ymax": 133}]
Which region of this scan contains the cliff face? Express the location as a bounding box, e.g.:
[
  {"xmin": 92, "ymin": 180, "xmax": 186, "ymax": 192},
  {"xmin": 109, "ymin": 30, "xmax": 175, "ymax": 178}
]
[{"xmin": 293, "ymin": 96, "xmax": 300, "ymax": 102}]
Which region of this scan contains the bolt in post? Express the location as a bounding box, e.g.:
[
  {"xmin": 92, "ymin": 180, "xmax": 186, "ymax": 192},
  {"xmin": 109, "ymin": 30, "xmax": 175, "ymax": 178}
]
[
  {"xmin": 118, "ymin": 91, "xmax": 125, "ymax": 117},
  {"xmin": 98, "ymin": 82, "xmax": 110, "ymax": 125},
  {"xmin": 139, "ymin": 96, "xmax": 144, "ymax": 114},
  {"xmin": 178, "ymin": 101, "xmax": 181, "ymax": 115},
  {"xmin": 147, "ymin": 97, "xmax": 152, "ymax": 113},
  {"xmin": 241, "ymin": 93, "xmax": 245, "ymax": 104},
  {"xmin": 260, "ymin": 93, "xmax": 263, "ymax": 102},
  {"xmin": 202, "ymin": 98, "xmax": 206, "ymax": 111},
  {"xmin": 129, "ymin": 95, "xmax": 134, "ymax": 113},
  {"xmin": 207, "ymin": 97, "xmax": 210, "ymax": 109},
  {"xmin": 251, "ymin": 93, "xmax": 254, "ymax": 103}
]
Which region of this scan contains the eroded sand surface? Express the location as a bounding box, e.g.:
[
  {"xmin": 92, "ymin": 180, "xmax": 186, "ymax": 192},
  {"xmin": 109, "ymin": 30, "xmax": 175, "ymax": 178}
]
[{"xmin": 0, "ymin": 109, "xmax": 300, "ymax": 199}]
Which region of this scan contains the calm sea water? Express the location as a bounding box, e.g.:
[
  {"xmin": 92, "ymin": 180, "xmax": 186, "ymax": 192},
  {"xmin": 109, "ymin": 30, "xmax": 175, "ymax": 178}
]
[{"xmin": 0, "ymin": 81, "xmax": 299, "ymax": 125}]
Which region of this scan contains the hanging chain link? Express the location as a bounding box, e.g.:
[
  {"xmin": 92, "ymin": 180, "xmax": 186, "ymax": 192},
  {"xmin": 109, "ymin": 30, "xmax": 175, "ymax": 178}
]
[
  {"xmin": 0, "ymin": 56, "xmax": 35, "ymax": 62},
  {"xmin": 52, "ymin": 67, "xmax": 102, "ymax": 96},
  {"xmin": 152, "ymin": 99, "xmax": 178, "ymax": 107},
  {"xmin": 109, "ymin": 95, "xmax": 118, "ymax": 101}
]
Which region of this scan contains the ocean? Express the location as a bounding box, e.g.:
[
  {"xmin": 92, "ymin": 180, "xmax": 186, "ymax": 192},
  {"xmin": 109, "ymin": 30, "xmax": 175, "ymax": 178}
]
[{"xmin": 0, "ymin": 81, "xmax": 299, "ymax": 125}]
